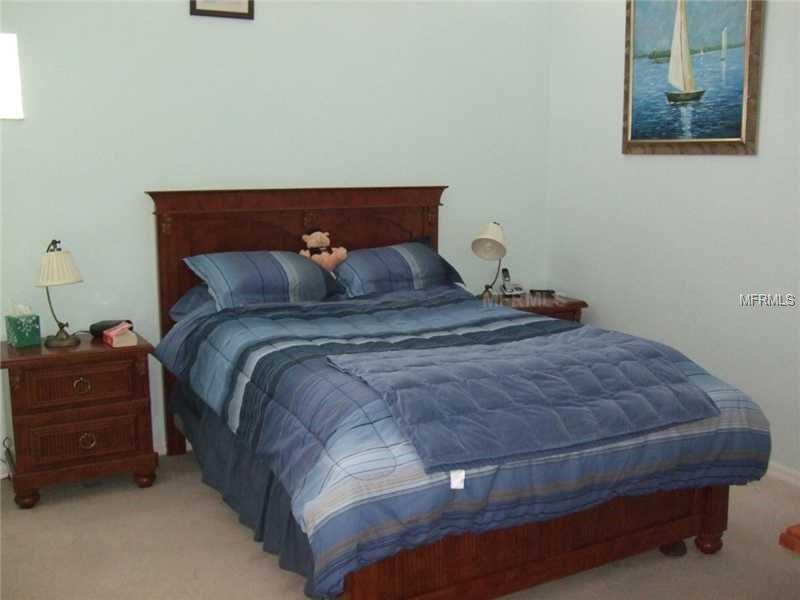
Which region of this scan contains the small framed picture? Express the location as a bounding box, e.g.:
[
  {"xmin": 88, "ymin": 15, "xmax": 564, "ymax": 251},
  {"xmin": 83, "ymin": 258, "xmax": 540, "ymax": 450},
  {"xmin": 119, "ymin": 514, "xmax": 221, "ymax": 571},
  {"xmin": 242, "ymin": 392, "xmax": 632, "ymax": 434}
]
[{"xmin": 190, "ymin": 0, "xmax": 254, "ymax": 20}]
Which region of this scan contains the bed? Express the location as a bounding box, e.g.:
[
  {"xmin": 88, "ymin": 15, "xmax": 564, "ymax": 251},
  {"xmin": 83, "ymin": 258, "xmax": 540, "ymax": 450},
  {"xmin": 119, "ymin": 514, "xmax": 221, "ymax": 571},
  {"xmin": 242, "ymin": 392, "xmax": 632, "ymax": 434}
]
[{"xmin": 146, "ymin": 187, "xmax": 770, "ymax": 600}]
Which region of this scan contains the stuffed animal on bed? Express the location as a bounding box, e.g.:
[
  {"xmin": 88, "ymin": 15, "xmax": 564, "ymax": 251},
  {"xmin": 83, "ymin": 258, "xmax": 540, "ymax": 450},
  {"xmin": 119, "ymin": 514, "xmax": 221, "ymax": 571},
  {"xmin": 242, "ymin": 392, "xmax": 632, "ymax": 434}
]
[{"xmin": 299, "ymin": 228, "xmax": 348, "ymax": 272}]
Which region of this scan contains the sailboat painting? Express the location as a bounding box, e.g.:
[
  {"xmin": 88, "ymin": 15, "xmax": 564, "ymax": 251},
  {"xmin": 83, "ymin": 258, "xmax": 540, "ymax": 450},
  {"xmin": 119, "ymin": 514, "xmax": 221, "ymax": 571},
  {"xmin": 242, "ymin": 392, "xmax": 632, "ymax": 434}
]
[
  {"xmin": 665, "ymin": 0, "xmax": 706, "ymax": 104},
  {"xmin": 623, "ymin": 0, "xmax": 764, "ymax": 154}
]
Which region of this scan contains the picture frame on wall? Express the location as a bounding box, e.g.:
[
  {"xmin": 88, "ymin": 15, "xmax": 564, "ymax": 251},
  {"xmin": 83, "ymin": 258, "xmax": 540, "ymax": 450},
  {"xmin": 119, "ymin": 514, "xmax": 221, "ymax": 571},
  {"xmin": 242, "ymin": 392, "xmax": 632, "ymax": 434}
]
[
  {"xmin": 622, "ymin": 0, "xmax": 764, "ymax": 155},
  {"xmin": 190, "ymin": 0, "xmax": 254, "ymax": 20}
]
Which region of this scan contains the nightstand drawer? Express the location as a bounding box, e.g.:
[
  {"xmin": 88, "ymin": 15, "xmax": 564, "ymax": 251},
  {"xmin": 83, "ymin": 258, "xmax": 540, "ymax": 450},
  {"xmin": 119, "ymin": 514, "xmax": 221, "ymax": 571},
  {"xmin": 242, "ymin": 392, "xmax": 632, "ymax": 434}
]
[
  {"xmin": 25, "ymin": 360, "xmax": 136, "ymax": 411},
  {"xmin": 27, "ymin": 412, "xmax": 138, "ymax": 469}
]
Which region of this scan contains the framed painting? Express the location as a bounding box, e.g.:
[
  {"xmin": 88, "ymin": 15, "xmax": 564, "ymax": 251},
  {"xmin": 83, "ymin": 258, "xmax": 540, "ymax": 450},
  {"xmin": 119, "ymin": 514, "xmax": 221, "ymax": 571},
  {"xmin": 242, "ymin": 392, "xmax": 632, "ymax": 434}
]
[
  {"xmin": 190, "ymin": 0, "xmax": 254, "ymax": 20},
  {"xmin": 622, "ymin": 0, "xmax": 764, "ymax": 155}
]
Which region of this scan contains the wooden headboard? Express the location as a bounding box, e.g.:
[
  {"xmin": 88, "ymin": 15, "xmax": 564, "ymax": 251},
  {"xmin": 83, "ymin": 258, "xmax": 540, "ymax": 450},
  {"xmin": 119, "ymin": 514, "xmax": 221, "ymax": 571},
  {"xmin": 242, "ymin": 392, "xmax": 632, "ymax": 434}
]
[
  {"xmin": 146, "ymin": 186, "xmax": 446, "ymax": 453},
  {"xmin": 147, "ymin": 186, "xmax": 446, "ymax": 338}
]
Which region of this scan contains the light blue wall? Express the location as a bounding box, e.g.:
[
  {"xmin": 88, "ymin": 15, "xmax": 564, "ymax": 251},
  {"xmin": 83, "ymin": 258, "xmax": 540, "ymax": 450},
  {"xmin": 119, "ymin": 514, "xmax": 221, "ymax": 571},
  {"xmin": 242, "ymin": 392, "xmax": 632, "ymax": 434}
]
[
  {"xmin": 546, "ymin": 1, "xmax": 800, "ymax": 472},
  {"xmin": 1, "ymin": 1, "xmax": 553, "ymax": 454},
  {"xmin": 3, "ymin": 1, "xmax": 798, "ymax": 476}
]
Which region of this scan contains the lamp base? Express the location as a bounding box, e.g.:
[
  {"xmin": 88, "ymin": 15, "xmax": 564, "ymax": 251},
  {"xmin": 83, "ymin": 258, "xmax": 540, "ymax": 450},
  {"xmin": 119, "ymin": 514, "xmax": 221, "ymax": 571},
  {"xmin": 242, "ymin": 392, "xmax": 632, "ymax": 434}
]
[{"xmin": 44, "ymin": 329, "xmax": 81, "ymax": 348}]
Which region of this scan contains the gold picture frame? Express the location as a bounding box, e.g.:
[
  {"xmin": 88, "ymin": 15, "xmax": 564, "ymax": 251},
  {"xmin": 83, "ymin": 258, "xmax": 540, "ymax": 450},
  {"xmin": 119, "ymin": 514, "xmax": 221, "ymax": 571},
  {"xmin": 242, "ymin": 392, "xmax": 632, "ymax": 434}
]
[{"xmin": 622, "ymin": 0, "xmax": 764, "ymax": 155}]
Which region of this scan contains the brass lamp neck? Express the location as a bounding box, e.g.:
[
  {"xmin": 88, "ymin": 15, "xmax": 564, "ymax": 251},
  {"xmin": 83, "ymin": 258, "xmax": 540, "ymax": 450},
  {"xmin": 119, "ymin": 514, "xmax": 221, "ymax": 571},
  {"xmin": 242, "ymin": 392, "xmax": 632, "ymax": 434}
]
[{"xmin": 45, "ymin": 286, "xmax": 67, "ymax": 329}]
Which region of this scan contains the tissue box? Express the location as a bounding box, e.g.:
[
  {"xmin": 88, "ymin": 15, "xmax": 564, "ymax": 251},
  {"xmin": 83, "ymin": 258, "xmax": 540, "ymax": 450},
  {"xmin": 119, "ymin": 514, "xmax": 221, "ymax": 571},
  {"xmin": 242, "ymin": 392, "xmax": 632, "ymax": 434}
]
[{"xmin": 5, "ymin": 315, "xmax": 42, "ymax": 348}]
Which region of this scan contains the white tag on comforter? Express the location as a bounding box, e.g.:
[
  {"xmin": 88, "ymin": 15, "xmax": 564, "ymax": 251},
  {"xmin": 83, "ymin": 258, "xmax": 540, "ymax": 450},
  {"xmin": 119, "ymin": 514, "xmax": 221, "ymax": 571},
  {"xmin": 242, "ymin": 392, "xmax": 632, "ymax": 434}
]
[{"xmin": 449, "ymin": 469, "xmax": 465, "ymax": 490}]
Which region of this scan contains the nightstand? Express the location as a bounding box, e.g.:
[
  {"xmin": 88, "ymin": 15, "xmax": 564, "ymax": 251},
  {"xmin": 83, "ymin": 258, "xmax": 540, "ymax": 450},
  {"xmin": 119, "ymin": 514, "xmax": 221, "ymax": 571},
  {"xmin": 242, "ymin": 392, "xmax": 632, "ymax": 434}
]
[
  {"xmin": 495, "ymin": 292, "xmax": 588, "ymax": 322},
  {"xmin": 1, "ymin": 334, "xmax": 158, "ymax": 508}
]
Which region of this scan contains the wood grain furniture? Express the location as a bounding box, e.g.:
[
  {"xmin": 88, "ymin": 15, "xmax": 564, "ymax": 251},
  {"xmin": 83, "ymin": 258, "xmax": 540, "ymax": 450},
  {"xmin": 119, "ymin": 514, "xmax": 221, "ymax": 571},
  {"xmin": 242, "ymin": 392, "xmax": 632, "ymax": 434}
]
[
  {"xmin": 344, "ymin": 487, "xmax": 728, "ymax": 600},
  {"xmin": 146, "ymin": 187, "xmax": 728, "ymax": 600},
  {"xmin": 496, "ymin": 293, "xmax": 588, "ymax": 322},
  {"xmin": 1, "ymin": 334, "xmax": 158, "ymax": 508}
]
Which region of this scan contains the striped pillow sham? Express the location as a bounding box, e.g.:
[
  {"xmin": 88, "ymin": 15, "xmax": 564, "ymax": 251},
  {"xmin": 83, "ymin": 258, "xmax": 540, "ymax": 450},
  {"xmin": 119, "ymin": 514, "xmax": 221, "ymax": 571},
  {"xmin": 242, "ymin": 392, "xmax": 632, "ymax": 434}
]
[
  {"xmin": 334, "ymin": 242, "xmax": 463, "ymax": 298},
  {"xmin": 169, "ymin": 285, "xmax": 214, "ymax": 321},
  {"xmin": 184, "ymin": 251, "xmax": 340, "ymax": 309}
]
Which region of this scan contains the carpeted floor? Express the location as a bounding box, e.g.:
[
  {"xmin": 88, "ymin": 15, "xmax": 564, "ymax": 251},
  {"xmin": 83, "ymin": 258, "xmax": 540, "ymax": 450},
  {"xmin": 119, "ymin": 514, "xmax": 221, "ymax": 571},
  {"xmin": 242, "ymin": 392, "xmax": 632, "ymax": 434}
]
[{"xmin": 1, "ymin": 454, "xmax": 798, "ymax": 600}]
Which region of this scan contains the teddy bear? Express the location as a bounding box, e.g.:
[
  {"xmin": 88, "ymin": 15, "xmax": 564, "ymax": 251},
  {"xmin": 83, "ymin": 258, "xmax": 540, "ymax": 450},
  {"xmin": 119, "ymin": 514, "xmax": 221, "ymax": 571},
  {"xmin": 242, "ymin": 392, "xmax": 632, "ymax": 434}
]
[{"xmin": 299, "ymin": 228, "xmax": 348, "ymax": 271}]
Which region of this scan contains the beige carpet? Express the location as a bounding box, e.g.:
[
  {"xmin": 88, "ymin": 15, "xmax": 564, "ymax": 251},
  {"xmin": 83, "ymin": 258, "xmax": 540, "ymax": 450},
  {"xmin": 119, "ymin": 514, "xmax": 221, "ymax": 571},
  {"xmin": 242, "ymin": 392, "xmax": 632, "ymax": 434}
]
[{"xmin": 1, "ymin": 455, "xmax": 798, "ymax": 600}]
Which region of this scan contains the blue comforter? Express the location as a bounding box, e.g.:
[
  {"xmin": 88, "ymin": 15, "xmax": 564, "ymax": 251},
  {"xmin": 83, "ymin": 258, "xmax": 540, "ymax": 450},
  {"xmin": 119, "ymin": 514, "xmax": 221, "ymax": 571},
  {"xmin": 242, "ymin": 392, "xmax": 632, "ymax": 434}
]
[
  {"xmin": 155, "ymin": 285, "xmax": 770, "ymax": 598},
  {"xmin": 329, "ymin": 332, "xmax": 719, "ymax": 473}
]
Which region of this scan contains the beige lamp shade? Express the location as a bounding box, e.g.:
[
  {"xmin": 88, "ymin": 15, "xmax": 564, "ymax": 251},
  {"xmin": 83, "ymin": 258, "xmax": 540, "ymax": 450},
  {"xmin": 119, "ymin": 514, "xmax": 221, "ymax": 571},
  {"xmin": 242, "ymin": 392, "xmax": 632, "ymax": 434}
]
[
  {"xmin": 36, "ymin": 250, "xmax": 82, "ymax": 287},
  {"xmin": 0, "ymin": 34, "xmax": 24, "ymax": 120},
  {"xmin": 471, "ymin": 222, "xmax": 507, "ymax": 261}
]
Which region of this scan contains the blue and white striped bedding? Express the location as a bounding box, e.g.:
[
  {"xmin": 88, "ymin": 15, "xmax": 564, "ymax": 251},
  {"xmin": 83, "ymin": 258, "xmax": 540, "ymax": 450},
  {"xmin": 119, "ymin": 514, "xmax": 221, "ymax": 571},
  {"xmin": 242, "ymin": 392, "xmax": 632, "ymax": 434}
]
[
  {"xmin": 334, "ymin": 242, "xmax": 462, "ymax": 297},
  {"xmin": 154, "ymin": 285, "xmax": 770, "ymax": 598},
  {"xmin": 326, "ymin": 327, "xmax": 724, "ymax": 473},
  {"xmin": 185, "ymin": 250, "xmax": 340, "ymax": 309}
]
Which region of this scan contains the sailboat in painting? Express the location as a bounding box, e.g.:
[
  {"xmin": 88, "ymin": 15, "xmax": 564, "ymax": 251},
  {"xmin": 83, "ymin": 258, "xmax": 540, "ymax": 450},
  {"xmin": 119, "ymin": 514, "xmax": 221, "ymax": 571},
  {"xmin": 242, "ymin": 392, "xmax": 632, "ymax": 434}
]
[
  {"xmin": 721, "ymin": 27, "xmax": 728, "ymax": 61},
  {"xmin": 665, "ymin": 0, "xmax": 705, "ymax": 103}
]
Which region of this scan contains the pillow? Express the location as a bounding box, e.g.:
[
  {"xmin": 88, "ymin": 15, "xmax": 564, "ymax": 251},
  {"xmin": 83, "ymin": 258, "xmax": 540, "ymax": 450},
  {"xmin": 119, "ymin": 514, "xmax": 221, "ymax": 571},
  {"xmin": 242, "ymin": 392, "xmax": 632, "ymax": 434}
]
[
  {"xmin": 184, "ymin": 250, "xmax": 340, "ymax": 309},
  {"xmin": 169, "ymin": 285, "xmax": 215, "ymax": 322},
  {"xmin": 334, "ymin": 242, "xmax": 463, "ymax": 298},
  {"xmin": 410, "ymin": 236, "xmax": 464, "ymax": 286}
]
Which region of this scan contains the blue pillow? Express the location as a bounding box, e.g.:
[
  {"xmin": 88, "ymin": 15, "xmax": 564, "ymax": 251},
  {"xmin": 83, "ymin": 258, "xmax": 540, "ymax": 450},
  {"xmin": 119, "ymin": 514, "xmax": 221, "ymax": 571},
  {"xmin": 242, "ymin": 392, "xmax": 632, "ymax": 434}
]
[
  {"xmin": 169, "ymin": 285, "xmax": 215, "ymax": 321},
  {"xmin": 184, "ymin": 251, "xmax": 340, "ymax": 309},
  {"xmin": 334, "ymin": 242, "xmax": 463, "ymax": 298}
]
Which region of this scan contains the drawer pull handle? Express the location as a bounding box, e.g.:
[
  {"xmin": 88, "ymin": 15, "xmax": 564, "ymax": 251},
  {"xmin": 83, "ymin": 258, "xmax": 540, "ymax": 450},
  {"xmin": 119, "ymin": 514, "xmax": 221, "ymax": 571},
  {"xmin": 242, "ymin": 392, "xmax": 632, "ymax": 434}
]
[
  {"xmin": 72, "ymin": 377, "xmax": 92, "ymax": 395},
  {"xmin": 78, "ymin": 432, "xmax": 97, "ymax": 450}
]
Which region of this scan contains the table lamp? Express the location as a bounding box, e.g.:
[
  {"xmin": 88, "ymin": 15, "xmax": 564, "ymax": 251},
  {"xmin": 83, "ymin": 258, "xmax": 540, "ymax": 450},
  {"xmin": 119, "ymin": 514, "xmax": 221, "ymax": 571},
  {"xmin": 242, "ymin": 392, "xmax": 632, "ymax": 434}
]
[
  {"xmin": 471, "ymin": 221, "xmax": 507, "ymax": 301},
  {"xmin": 0, "ymin": 33, "xmax": 24, "ymax": 119},
  {"xmin": 35, "ymin": 240, "xmax": 83, "ymax": 348}
]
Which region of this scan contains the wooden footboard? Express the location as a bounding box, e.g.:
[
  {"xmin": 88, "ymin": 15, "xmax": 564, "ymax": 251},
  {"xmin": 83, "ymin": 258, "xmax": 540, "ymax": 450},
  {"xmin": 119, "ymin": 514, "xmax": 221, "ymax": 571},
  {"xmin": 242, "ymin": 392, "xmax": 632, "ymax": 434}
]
[{"xmin": 343, "ymin": 486, "xmax": 729, "ymax": 600}]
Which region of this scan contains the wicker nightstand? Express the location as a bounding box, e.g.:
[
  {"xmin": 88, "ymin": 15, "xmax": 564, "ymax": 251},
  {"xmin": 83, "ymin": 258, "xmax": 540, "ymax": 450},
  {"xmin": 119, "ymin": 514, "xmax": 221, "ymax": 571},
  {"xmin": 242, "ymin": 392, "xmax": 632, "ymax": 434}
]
[
  {"xmin": 495, "ymin": 292, "xmax": 588, "ymax": 322},
  {"xmin": 1, "ymin": 334, "xmax": 158, "ymax": 508}
]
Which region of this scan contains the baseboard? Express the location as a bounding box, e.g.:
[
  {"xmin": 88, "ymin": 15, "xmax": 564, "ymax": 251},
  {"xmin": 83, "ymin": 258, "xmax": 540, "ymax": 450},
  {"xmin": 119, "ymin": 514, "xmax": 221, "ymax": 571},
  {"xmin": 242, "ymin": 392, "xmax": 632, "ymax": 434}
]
[{"xmin": 768, "ymin": 461, "xmax": 800, "ymax": 488}]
